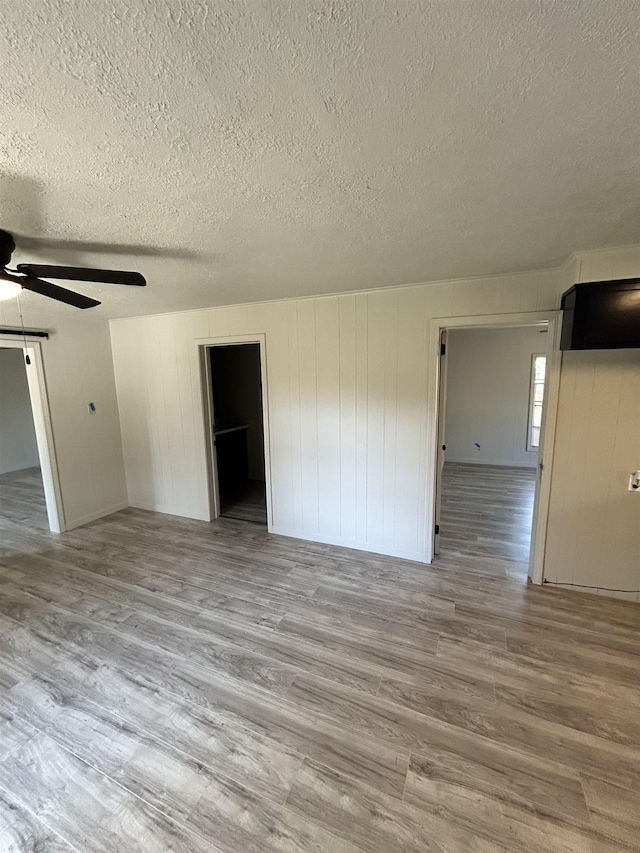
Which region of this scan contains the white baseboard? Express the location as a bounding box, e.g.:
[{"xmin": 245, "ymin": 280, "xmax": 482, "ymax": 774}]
[
  {"xmin": 543, "ymin": 581, "xmax": 640, "ymax": 602},
  {"xmin": 268, "ymin": 526, "xmax": 428, "ymax": 564},
  {"xmin": 120, "ymin": 504, "xmax": 428, "ymax": 563},
  {"xmin": 63, "ymin": 501, "xmax": 129, "ymax": 531},
  {"xmin": 128, "ymin": 500, "xmax": 211, "ymax": 521}
]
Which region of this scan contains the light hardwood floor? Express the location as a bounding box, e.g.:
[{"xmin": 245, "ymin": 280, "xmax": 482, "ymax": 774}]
[{"xmin": 0, "ymin": 466, "xmax": 639, "ymax": 852}]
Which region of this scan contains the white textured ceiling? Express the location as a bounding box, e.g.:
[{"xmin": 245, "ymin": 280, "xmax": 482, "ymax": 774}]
[{"xmin": 1, "ymin": 0, "xmax": 639, "ymax": 323}]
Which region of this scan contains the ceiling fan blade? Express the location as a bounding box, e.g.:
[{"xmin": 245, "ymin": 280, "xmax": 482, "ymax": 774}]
[
  {"xmin": 19, "ymin": 275, "xmax": 101, "ymax": 309},
  {"xmin": 16, "ymin": 264, "xmax": 146, "ymax": 286}
]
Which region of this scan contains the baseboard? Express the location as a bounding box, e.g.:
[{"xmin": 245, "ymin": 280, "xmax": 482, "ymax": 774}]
[
  {"xmin": 269, "ymin": 525, "xmax": 427, "ymax": 564},
  {"xmin": 543, "ymin": 581, "xmax": 639, "ymax": 602},
  {"xmin": 63, "ymin": 501, "xmax": 130, "ymax": 531},
  {"xmin": 128, "ymin": 500, "xmax": 211, "ymax": 521},
  {"xmin": 120, "ymin": 505, "xmax": 428, "ymax": 562}
]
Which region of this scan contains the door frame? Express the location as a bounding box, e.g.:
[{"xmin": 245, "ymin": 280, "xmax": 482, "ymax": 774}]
[
  {"xmin": 197, "ymin": 334, "xmax": 273, "ymax": 528},
  {"xmin": 0, "ymin": 336, "xmax": 65, "ymax": 533},
  {"xmin": 426, "ymin": 311, "xmax": 562, "ymax": 584},
  {"xmin": 433, "ymin": 329, "xmax": 448, "ymax": 556}
]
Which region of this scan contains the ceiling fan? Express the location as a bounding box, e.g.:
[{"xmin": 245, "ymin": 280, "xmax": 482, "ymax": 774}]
[{"xmin": 0, "ymin": 229, "xmax": 146, "ymax": 309}]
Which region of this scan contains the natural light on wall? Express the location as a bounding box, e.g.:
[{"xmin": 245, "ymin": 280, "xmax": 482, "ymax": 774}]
[
  {"xmin": 528, "ymin": 354, "xmax": 546, "ymax": 450},
  {"xmin": 0, "ymin": 280, "xmax": 22, "ymax": 302}
]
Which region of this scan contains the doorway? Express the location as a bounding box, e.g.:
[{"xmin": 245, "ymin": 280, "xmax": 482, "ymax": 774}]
[
  {"xmin": 0, "ymin": 339, "xmax": 64, "ymax": 533},
  {"xmin": 428, "ymin": 312, "xmax": 562, "ymax": 584},
  {"xmin": 206, "ymin": 342, "xmax": 268, "ymax": 525}
]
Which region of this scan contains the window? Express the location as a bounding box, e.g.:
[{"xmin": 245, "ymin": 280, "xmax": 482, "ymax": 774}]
[{"xmin": 527, "ymin": 354, "xmax": 546, "ymax": 451}]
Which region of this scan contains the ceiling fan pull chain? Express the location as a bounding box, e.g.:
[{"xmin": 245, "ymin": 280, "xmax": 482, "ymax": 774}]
[{"xmin": 17, "ymin": 293, "xmax": 30, "ymax": 364}]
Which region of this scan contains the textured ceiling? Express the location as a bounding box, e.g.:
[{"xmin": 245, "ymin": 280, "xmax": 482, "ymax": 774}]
[{"xmin": 1, "ymin": 0, "xmax": 639, "ymax": 323}]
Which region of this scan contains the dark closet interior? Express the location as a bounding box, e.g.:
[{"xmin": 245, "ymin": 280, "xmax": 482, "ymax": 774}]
[{"xmin": 209, "ymin": 344, "xmax": 267, "ymax": 524}]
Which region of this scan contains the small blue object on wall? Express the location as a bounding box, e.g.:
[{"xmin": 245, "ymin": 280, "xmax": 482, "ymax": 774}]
[
  {"xmin": 475, "ymin": 442, "xmax": 481, "ymax": 448},
  {"xmin": 88, "ymin": 402, "xmax": 96, "ymax": 413}
]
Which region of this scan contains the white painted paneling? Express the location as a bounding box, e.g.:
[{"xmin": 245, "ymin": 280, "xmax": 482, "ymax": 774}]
[
  {"xmin": 296, "ymin": 300, "xmax": 320, "ymax": 537},
  {"xmin": 0, "ymin": 316, "xmax": 128, "ymax": 529},
  {"xmin": 444, "ymin": 326, "xmax": 546, "ymax": 468},
  {"xmin": 365, "ymin": 291, "xmax": 388, "ymax": 548},
  {"xmin": 315, "ymin": 298, "xmax": 341, "ymax": 538},
  {"xmin": 0, "ymin": 349, "xmax": 39, "ymax": 474},
  {"xmin": 576, "ymin": 245, "xmax": 640, "ymax": 284},
  {"xmin": 544, "ymin": 349, "xmax": 640, "ymax": 601},
  {"xmin": 110, "ymin": 268, "xmax": 559, "ymax": 562},
  {"xmin": 338, "ymin": 295, "xmax": 357, "ymax": 543},
  {"xmin": 544, "ymin": 250, "xmax": 640, "ymax": 601}
]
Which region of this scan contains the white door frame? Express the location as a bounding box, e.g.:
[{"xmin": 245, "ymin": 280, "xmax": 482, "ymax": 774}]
[
  {"xmin": 433, "ymin": 329, "xmax": 449, "ymax": 556},
  {"xmin": 197, "ymin": 334, "xmax": 273, "ymax": 529},
  {"xmin": 426, "ymin": 311, "xmax": 562, "ymax": 584},
  {"xmin": 0, "ymin": 336, "xmax": 65, "ymax": 533}
]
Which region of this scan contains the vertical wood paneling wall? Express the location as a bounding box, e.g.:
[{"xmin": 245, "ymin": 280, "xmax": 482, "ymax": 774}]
[
  {"xmin": 110, "ymin": 270, "xmax": 559, "ymax": 562},
  {"xmin": 544, "ymin": 248, "xmax": 640, "ymax": 601}
]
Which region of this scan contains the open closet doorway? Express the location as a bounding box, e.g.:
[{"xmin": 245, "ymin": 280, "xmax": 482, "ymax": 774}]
[
  {"xmin": 0, "ymin": 340, "xmax": 63, "ymax": 534},
  {"xmin": 206, "ymin": 342, "xmax": 268, "ymax": 525},
  {"xmin": 428, "ymin": 312, "xmax": 562, "ymax": 585}
]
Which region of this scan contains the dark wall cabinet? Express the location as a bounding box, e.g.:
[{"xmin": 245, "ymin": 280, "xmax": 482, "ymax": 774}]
[{"xmin": 561, "ymin": 279, "xmax": 640, "ymax": 350}]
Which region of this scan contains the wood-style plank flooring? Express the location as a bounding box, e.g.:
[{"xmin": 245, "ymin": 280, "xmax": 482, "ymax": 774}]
[
  {"xmin": 1, "ymin": 466, "xmax": 639, "ymax": 852},
  {"xmin": 439, "ymin": 463, "xmax": 537, "ymax": 577}
]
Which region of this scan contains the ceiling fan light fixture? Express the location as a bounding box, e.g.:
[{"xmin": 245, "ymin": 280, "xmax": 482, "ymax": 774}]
[
  {"xmin": 0, "ymin": 230, "xmax": 146, "ymax": 309},
  {"xmin": 0, "ymin": 279, "xmax": 22, "ymax": 302}
]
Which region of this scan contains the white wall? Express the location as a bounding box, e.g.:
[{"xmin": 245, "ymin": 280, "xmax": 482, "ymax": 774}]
[
  {"xmin": 444, "ymin": 326, "xmax": 546, "ymax": 468},
  {"xmin": 110, "ymin": 269, "xmax": 559, "ymax": 561},
  {"xmin": 0, "ymin": 348, "xmax": 40, "ymax": 474},
  {"xmin": 109, "ymin": 247, "xmax": 640, "ymax": 598},
  {"xmin": 0, "ymin": 316, "xmax": 128, "ymax": 530},
  {"xmin": 544, "ymin": 248, "xmax": 640, "ymax": 601}
]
